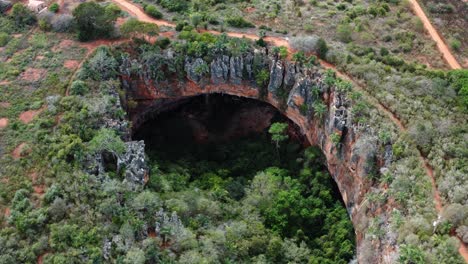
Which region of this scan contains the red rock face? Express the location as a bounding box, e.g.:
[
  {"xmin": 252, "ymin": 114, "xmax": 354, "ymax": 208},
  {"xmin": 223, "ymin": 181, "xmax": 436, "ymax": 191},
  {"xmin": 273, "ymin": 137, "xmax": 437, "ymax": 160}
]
[
  {"xmin": 126, "ymin": 79, "xmax": 384, "ymax": 260},
  {"xmin": 119, "ymin": 47, "xmax": 398, "ymax": 260}
]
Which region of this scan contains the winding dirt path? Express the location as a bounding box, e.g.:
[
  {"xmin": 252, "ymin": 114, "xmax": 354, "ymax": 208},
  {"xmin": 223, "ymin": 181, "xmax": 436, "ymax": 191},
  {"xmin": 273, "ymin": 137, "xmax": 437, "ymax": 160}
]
[{"xmin": 408, "ymin": 0, "xmax": 461, "ymax": 69}]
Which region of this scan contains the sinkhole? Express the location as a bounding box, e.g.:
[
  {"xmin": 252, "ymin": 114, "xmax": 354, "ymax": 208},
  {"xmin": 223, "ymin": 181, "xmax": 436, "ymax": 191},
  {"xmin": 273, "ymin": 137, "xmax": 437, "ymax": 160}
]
[{"xmin": 132, "ymin": 94, "xmax": 356, "ymax": 262}]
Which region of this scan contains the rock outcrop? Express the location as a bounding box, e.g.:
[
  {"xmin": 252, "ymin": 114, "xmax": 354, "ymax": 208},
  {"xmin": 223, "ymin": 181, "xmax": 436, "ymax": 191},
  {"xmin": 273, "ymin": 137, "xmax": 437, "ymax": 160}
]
[{"xmin": 118, "ymin": 49, "xmax": 395, "ymax": 263}]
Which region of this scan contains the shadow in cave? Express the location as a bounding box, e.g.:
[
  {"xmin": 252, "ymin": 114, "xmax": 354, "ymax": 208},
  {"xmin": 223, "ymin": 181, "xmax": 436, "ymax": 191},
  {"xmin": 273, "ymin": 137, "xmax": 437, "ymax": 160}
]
[
  {"xmin": 131, "ymin": 94, "xmax": 355, "ymax": 261},
  {"xmin": 133, "ymin": 94, "xmax": 344, "ymax": 202}
]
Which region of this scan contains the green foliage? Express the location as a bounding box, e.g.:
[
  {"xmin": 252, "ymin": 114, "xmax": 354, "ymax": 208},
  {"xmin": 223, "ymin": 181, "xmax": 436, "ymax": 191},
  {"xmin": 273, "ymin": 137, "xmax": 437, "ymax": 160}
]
[
  {"xmin": 269, "ymin": 122, "xmax": 289, "ymax": 149},
  {"xmin": 80, "ymin": 47, "xmax": 117, "ymax": 81},
  {"xmin": 157, "ymin": 0, "xmax": 189, "ymax": 12},
  {"xmin": 226, "ymin": 16, "xmax": 255, "ymax": 28},
  {"xmin": 0, "ymin": 32, "xmax": 9, "ymax": 47},
  {"xmin": 105, "ymin": 3, "xmax": 122, "ymax": 19},
  {"xmin": 292, "ymin": 51, "xmax": 306, "ymax": 64},
  {"xmin": 330, "ymin": 132, "xmax": 341, "ymax": 146},
  {"xmin": 256, "ymin": 69, "xmax": 270, "ymax": 88},
  {"xmin": 70, "ymin": 80, "xmax": 88, "ymax": 96},
  {"xmin": 11, "ymin": 3, "xmax": 36, "ymax": 27},
  {"xmin": 313, "ymin": 101, "xmax": 327, "ymax": 118},
  {"xmin": 88, "ymin": 128, "xmax": 126, "ymax": 155},
  {"xmin": 336, "ymin": 23, "xmax": 353, "ymax": 43},
  {"xmin": 73, "ymin": 2, "xmax": 116, "ymax": 41},
  {"xmin": 144, "ymin": 4, "xmax": 163, "ymax": 19},
  {"xmin": 316, "ymin": 38, "xmax": 328, "ymax": 59},
  {"xmin": 450, "ymin": 38, "xmax": 461, "ymax": 51},
  {"xmin": 399, "ymin": 244, "xmax": 426, "ymax": 264},
  {"xmin": 49, "ymin": 3, "xmax": 59, "ymax": 13},
  {"xmin": 120, "ymin": 18, "xmax": 159, "ymax": 41}
]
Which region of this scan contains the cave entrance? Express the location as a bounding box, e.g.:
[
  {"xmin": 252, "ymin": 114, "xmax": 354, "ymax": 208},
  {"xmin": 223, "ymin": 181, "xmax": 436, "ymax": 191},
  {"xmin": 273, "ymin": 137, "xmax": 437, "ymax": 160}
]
[{"xmin": 132, "ymin": 94, "xmax": 356, "ymax": 262}]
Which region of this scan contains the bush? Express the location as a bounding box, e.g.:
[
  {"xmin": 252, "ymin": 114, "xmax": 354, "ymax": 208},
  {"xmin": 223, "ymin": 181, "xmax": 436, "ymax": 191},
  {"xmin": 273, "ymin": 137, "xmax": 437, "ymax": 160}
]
[
  {"xmin": 450, "ymin": 38, "xmax": 461, "ymax": 51},
  {"xmin": 80, "ymin": 47, "xmax": 118, "ymax": 80},
  {"xmin": 155, "ymin": 37, "xmax": 171, "ymax": 49},
  {"xmin": 51, "ymin": 14, "xmax": 74, "ymax": 33},
  {"xmin": 49, "ymin": 3, "xmax": 59, "ymax": 13},
  {"xmin": 0, "ymin": 32, "xmax": 9, "ymax": 47},
  {"xmin": 70, "ymin": 80, "xmax": 88, "ymax": 95},
  {"xmin": 336, "ymin": 23, "xmax": 353, "ymax": 43},
  {"xmin": 226, "ymin": 16, "xmax": 255, "ymax": 28},
  {"xmin": 158, "ymin": 0, "xmax": 188, "ymax": 12},
  {"xmin": 290, "ymin": 35, "xmax": 328, "ymax": 59},
  {"xmin": 38, "ymin": 18, "xmax": 51, "ymax": 31},
  {"xmin": 11, "ymin": 3, "xmax": 36, "ymax": 27},
  {"xmin": 144, "ymin": 5, "xmax": 163, "ymax": 19}
]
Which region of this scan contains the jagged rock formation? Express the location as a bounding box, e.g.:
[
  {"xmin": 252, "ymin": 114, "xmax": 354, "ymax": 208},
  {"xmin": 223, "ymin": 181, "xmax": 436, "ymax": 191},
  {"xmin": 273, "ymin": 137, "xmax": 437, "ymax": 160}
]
[{"xmin": 118, "ymin": 48, "xmax": 397, "ymax": 263}]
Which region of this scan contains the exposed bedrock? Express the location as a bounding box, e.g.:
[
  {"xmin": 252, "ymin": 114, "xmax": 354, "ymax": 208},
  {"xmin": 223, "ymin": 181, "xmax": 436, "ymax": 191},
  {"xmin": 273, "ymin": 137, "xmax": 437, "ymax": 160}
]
[{"xmin": 119, "ymin": 49, "xmax": 397, "ymax": 263}]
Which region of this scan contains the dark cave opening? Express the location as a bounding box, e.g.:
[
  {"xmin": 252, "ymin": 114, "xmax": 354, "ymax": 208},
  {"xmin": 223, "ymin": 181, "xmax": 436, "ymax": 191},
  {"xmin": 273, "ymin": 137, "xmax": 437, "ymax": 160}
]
[{"xmin": 132, "ymin": 94, "xmax": 355, "ymax": 262}]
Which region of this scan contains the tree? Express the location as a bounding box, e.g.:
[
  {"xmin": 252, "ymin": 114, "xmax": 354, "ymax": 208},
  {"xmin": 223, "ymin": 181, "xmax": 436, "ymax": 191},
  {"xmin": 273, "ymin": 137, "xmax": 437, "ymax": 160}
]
[
  {"xmin": 11, "ymin": 3, "xmax": 36, "ymax": 27},
  {"xmin": 268, "ymin": 122, "xmax": 289, "ymax": 159},
  {"xmin": 72, "ymin": 2, "xmax": 116, "ymax": 41}
]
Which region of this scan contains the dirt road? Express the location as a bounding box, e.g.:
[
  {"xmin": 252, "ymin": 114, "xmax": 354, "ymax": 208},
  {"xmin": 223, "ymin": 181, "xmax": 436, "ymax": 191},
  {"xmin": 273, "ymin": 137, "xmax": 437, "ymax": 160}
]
[
  {"xmin": 111, "ymin": 0, "xmax": 175, "ymax": 27},
  {"xmin": 408, "ymin": 0, "xmax": 462, "ymax": 69}
]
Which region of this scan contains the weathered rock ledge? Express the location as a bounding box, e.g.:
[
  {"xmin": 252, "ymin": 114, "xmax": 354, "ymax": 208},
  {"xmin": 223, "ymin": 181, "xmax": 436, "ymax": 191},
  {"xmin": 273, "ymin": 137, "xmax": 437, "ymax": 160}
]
[{"xmin": 118, "ymin": 49, "xmax": 397, "ymax": 263}]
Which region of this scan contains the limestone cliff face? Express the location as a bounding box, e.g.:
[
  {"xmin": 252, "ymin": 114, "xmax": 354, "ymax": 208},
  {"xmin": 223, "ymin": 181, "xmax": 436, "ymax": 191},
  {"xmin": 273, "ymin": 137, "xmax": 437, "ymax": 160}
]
[{"xmin": 119, "ymin": 49, "xmax": 397, "ymax": 263}]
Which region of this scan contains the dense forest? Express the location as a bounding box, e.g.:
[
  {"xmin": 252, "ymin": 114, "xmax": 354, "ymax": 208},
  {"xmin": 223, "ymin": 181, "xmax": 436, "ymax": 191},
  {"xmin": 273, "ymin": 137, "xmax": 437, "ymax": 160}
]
[{"xmin": 130, "ymin": 95, "xmax": 356, "ymax": 263}]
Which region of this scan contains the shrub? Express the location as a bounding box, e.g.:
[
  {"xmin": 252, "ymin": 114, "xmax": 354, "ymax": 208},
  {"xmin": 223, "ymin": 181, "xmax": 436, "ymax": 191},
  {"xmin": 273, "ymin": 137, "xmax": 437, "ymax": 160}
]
[
  {"xmin": 290, "ymin": 35, "xmax": 328, "ymax": 59},
  {"xmin": 38, "ymin": 18, "xmax": 51, "ymax": 31},
  {"xmin": 11, "ymin": 3, "xmax": 36, "ymax": 27},
  {"xmin": 105, "ymin": 3, "xmax": 121, "ymax": 19},
  {"xmin": 226, "ymin": 16, "xmax": 255, "ymax": 28},
  {"xmin": 256, "ymin": 69, "xmax": 270, "ymax": 88},
  {"xmin": 155, "ymin": 37, "xmax": 171, "ymax": 49},
  {"xmin": 81, "ymin": 47, "xmax": 118, "ymax": 80},
  {"xmin": 158, "ymin": 0, "xmax": 188, "ymax": 12},
  {"xmin": 49, "ymin": 3, "xmax": 59, "ymax": 13},
  {"xmin": 70, "ymin": 80, "xmax": 88, "ymax": 95},
  {"xmin": 0, "ymin": 32, "xmax": 9, "ymax": 47},
  {"xmin": 144, "ymin": 5, "xmax": 163, "ymax": 19},
  {"xmin": 336, "ymin": 23, "xmax": 353, "ymax": 43},
  {"xmin": 51, "ymin": 14, "xmax": 74, "ymax": 33},
  {"xmin": 450, "ymin": 38, "xmax": 461, "ymax": 51}
]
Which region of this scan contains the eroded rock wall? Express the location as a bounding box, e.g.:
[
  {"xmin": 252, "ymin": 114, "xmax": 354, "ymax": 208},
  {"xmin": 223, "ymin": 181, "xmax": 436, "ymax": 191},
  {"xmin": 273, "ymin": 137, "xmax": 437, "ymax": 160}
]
[{"xmin": 119, "ymin": 50, "xmax": 397, "ymax": 263}]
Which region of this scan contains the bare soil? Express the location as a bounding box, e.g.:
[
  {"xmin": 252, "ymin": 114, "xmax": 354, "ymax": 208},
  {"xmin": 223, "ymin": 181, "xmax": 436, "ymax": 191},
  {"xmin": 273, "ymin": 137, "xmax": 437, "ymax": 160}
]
[
  {"xmin": 20, "ymin": 68, "xmax": 47, "ymax": 82},
  {"xmin": 0, "ymin": 118, "xmax": 8, "ymax": 129},
  {"xmin": 63, "ymin": 60, "xmax": 80, "ymax": 69},
  {"xmin": 0, "ymin": 102, "xmax": 11, "ymax": 108},
  {"xmin": 12, "ymin": 142, "xmax": 27, "ymax": 159},
  {"xmin": 19, "ymin": 109, "xmax": 43, "ymax": 124}
]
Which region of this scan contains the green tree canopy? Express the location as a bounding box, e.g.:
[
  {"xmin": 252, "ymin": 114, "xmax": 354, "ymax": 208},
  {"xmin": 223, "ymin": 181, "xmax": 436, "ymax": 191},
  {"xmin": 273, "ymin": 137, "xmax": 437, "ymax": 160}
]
[{"xmin": 73, "ymin": 2, "xmax": 116, "ymax": 41}]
